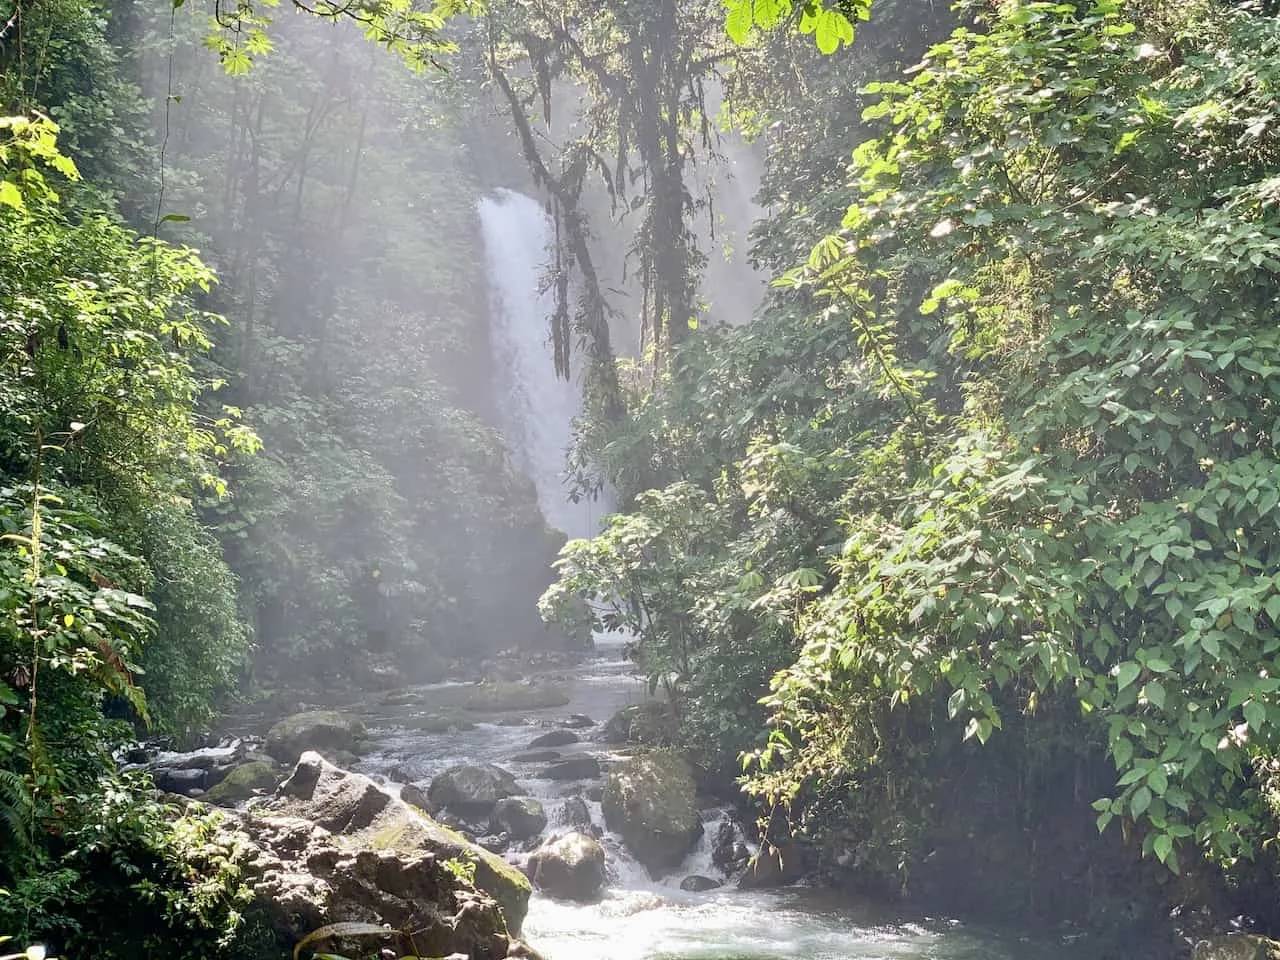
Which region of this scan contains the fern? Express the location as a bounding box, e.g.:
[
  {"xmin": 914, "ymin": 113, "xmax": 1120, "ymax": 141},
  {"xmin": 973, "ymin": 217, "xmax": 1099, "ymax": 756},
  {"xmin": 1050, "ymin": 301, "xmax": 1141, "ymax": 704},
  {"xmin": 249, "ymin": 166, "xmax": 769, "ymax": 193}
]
[{"xmin": 0, "ymin": 768, "xmax": 33, "ymax": 856}]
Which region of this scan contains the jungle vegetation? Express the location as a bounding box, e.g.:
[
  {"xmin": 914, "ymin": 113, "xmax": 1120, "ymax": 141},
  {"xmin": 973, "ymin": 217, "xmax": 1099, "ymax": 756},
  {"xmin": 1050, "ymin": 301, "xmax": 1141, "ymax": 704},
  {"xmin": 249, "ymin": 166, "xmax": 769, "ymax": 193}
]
[{"xmin": 4, "ymin": 0, "xmax": 1280, "ymax": 953}]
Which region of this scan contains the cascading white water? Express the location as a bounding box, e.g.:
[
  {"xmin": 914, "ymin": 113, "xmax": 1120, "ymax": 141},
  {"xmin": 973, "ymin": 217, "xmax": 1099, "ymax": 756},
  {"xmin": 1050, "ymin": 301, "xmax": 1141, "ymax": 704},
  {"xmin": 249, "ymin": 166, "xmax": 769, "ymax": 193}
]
[{"xmin": 478, "ymin": 188, "xmax": 604, "ymax": 541}]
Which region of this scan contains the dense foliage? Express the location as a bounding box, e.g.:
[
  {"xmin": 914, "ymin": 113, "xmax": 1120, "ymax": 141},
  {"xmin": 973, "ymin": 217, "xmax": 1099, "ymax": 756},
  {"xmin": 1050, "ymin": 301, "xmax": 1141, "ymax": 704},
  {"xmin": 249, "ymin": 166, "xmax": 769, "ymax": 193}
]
[
  {"xmin": 129, "ymin": 1, "xmax": 575, "ymax": 682},
  {"xmin": 539, "ymin": 0, "xmax": 1280, "ymax": 930},
  {"xmin": 0, "ymin": 0, "xmax": 557, "ymax": 953},
  {"xmin": 0, "ymin": 73, "xmax": 257, "ymax": 959},
  {"xmin": 13, "ymin": 0, "xmax": 1280, "ymax": 948}
]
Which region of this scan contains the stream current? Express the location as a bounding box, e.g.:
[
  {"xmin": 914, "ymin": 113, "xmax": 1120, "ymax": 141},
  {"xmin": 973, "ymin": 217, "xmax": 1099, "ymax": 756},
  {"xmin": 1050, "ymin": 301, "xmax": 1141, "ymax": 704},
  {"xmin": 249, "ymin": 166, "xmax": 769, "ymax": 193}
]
[{"xmin": 344, "ymin": 639, "xmax": 1086, "ymax": 960}]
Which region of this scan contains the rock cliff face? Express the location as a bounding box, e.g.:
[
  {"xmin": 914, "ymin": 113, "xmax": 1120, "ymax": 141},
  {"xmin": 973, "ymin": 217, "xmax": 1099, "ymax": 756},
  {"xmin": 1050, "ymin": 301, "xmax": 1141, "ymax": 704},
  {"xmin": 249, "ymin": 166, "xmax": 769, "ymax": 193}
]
[{"xmin": 221, "ymin": 753, "xmax": 536, "ymax": 959}]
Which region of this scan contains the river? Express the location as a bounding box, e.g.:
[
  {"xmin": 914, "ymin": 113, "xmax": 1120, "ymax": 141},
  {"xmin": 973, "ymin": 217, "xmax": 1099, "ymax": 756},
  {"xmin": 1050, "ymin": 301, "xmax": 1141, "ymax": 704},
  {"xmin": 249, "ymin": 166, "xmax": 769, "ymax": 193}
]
[{"xmin": 338, "ymin": 640, "xmax": 1086, "ymax": 960}]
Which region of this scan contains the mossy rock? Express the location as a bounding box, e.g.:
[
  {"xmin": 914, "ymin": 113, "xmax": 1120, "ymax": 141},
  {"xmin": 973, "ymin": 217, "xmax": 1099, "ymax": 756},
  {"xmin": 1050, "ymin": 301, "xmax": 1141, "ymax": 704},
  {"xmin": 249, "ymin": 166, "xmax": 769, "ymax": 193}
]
[
  {"xmin": 1192, "ymin": 935, "xmax": 1280, "ymax": 960},
  {"xmin": 602, "ymin": 750, "xmax": 703, "ymax": 876},
  {"xmin": 367, "ymin": 806, "xmax": 532, "ymax": 929},
  {"xmin": 491, "ymin": 797, "xmax": 547, "ymax": 841},
  {"xmin": 265, "ymin": 710, "xmax": 366, "ymax": 763},
  {"xmin": 600, "ymin": 702, "xmax": 677, "ymax": 744},
  {"xmin": 275, "ymin": 754, "xmax": 532, "ymax": 932},
  {"xmin": 203, "ymin": 760, "xmax": 280, "ymax": 806}
]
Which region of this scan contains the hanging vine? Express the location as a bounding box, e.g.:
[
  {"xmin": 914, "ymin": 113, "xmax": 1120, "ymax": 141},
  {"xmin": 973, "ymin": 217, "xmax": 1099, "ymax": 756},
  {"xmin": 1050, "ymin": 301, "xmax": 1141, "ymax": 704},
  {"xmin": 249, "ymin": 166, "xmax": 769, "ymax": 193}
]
[{"xmin": 485, "ymin": 0, "xmax": 731, "ymax": 377}]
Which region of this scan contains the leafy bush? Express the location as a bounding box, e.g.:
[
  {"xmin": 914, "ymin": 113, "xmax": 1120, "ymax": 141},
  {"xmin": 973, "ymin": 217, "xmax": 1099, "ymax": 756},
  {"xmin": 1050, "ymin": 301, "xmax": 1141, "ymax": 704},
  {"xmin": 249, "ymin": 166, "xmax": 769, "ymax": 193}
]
[{"xmin": 0, "ymin": 782, "xmax": 259, "ymax": 960}]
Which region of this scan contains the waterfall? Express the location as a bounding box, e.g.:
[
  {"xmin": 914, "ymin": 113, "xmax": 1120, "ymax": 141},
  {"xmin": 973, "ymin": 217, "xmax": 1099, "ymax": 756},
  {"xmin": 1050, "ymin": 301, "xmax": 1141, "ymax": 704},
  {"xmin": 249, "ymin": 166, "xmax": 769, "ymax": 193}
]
[{"xmin": 478, "ymin": 188, "xmax": 602, "ymax": 541}]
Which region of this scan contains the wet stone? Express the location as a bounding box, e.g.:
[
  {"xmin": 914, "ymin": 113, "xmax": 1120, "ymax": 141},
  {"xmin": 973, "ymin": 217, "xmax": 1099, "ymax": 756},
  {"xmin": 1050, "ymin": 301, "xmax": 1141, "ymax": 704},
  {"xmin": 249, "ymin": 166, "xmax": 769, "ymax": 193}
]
[
  {"xmin": 528, "ymin": 729, "xmax": 580, "ymax": 748},
  {"xmin": 535, "ymin": 758, "xmax": 600, "ymax": 781}
]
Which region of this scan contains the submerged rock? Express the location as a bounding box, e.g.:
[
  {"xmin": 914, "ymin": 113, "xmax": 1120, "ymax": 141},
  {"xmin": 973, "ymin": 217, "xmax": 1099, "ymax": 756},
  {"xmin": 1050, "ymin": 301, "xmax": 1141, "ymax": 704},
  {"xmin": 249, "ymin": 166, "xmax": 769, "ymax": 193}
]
[
  {"xmin": 511, "ymin": 750, "xmax": 561, "ymax": 763},
  {"xmin": 265, "ymin": 711, "xmax": 366, "ymax": 763},
  {"xmin": 602, "ymin": 752, "xmax": 703, "ymax": 876},
  {"xmin": 528, "ymin": 832, "xmax": 606, "ymax": 901},
  {"xmin": 1192, "ymin": 935, "xmax": 1280, "ymax": 960},
  {"xmin": 428, "ymin": 763, "xmax": 520, "ymax": 813},
  {"xmin": 408, "ymin": 713, "xmax": 476, "ymax": 734},
  {"xmin": 203, "ymin": 760, "xmax": 280, "ymax": 806},
  {"xmin": 462, "ymin": 681, "xmax": 571, "ymax": 713},
  {"xmin": 679, "ymin": 875, "xmax": 721, "ymax": 892},
  {"xmin": 558, "ymin": 796, "xmax": 592, "ymax": 830},
  {"xmin": 491, "ymin": 797, "xmax": 547, "ymax": 841},
  {"xmin": 273, "ymin": 752, "xmax": 531, "ymax": 932},
  {"xmin": 528, "ymin": 729, "xmax": 579, "ymax": 748},
  {"xmin": 536, "ymin": 757, "xmax": 600, "ymax": 781}
]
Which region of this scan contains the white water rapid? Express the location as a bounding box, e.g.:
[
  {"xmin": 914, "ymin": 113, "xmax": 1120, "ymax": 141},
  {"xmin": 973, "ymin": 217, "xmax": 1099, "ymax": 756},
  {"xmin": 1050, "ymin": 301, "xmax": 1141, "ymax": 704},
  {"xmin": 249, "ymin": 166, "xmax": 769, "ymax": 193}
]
[{"xmin": 478, "ymin": 188, "xmax": 606, "ymax": 541}]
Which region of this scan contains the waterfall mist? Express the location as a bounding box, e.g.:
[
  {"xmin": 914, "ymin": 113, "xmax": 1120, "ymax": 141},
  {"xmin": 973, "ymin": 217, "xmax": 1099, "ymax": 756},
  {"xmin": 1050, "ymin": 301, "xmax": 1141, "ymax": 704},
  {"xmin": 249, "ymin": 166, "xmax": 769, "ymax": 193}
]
[{"xmin": 478, "ymin": 189, "xmax": 610, "ymax": 542}]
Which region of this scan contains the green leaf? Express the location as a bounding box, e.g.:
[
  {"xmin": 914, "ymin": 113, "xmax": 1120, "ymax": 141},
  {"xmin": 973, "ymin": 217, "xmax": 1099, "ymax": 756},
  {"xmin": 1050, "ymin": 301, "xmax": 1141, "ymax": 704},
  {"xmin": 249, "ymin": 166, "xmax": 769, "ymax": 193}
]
[
  {"xmin": 1143, "ymin": 681, "xmax": 1166, "ymax": 710},
  {"xmin": 1244, "ymin": 700, "xmax": 1266, "ymax": 732},
  {"xmin": 754, "ymin": 0, "xmax": 790, "ymax": 29},
  {"xmin": 1130, "ymin": 785, "xmax": 1152, "ymax": 818},
  {"xmin": 0, "ymin": 181, "xmax": 25, "ymax": 212},
  {"xmin": 1116, "ymin": 661, "xmax": 1141, "ymax": 691},
  {"xmin": 725, "ymin": 0, "xmax": 753, "ymax": 43},
  {"xmin": 1148, "ymin": 766, "xmax": 1168, "ymax": 796},
  {"xmin": 1112, "ymin": 736, "xmax": 1133, "ymax": 768},
  {"xmin": 1153, "ymin": 832, "xmax": 1173, "ymax": 865}
]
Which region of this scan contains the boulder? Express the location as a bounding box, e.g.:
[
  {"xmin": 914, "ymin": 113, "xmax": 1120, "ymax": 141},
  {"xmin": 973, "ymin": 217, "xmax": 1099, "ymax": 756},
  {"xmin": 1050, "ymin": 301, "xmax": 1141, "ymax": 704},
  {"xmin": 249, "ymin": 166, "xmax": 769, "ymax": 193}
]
[
  {"xmin": 1192, "ymin": 936, "xmax": 1280, "ymax": 960},
  {"xmin": 491, "ymin": 797, "xmax": 547, "ymax": 841},
  {"xmin": 226, "ymin": 812, "xmax": 524, "ymax": 960},
  {"xmin": 558, "ymin": 796, "xmax": 592, "ymax": 831},
  {"xmin": 400, "ymin": 783, "xmax": 431, "ymax": 811},
  {"xmin": 528, "ymin": 730, "xmax": 579, "ymax": 748},
  {"xmin": 153, "ymin": 766, "xmax": 207, "ymax": 795},
  {"xmin": 535, "ymin": 758, "xmax": 600, "ymax": 781},
  {"xmin": 737, "ymin": 840, "xmax": 806, "ymax": 889},
  {"xmin": 428, "ymin": 764, "xmax": 520, "ymax": 813},
  {"xmin": 528, "ymin": 832, "xmax": 606, "ymax": 902},
  {"xmin": 477, "ymin": 833, "xmax": 510, "ymax": 854},
  {"xmin": 711, "ymin": 819, "xmax": 748, "ymax": 874},
  {"xmin": 679, "ymin": 875, "xmax": 721, "ymax": 892},
  {"xmin": 560, "ymin": 714, "xmax": 594, "ymax": 729},
  {"xmin": 600, "ymin": 702, "xmax": 676, "ymax": 745},
  {"xmin": 203, "ymin": 760, "xmax": 280, "ymax": 806},
  {"xmin": 265, "ymin": 711, "xmax": 366, "ymax": 763},
  {"xmin": 274, "ymin": 753, "xmax": 531, "ymax": 933},
  {"xmin": 602, "ymin": 752, "xmax": 702, "ymax": 876}
]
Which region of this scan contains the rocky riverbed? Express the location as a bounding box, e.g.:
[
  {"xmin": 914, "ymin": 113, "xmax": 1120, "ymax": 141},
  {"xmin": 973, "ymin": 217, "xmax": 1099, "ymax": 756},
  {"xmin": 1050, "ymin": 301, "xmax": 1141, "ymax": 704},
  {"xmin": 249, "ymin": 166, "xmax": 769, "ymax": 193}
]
[{"xmin": 132, "ymin": 644, "xmax": 1272, "ymax": 960}]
